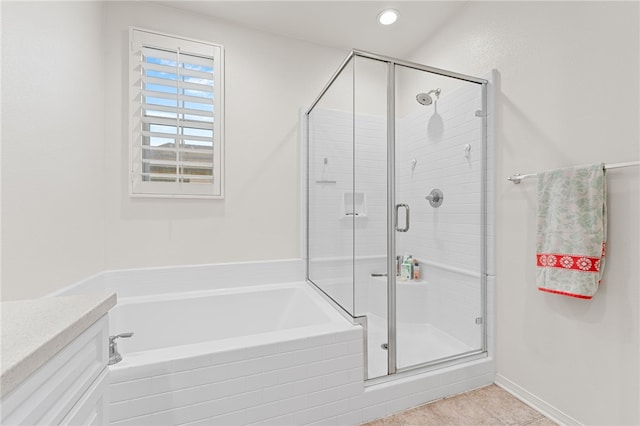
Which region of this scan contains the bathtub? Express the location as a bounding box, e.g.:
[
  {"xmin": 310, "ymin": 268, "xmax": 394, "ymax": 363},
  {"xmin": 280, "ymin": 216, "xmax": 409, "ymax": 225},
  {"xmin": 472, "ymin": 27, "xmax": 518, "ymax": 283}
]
[
  {"xmin": 59, "ymin": 259, "xmax": 493, "ymax": 425},
  {"xmin": 107, "ymin": 282, "xmax": 364, "ymax": 425}
]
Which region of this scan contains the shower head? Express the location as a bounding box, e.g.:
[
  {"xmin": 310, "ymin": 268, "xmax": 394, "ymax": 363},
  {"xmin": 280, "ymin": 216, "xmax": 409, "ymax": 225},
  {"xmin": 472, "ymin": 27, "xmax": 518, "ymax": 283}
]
[{"xmin": 416, "ymin": 88, "xmax": 441, "ymax": 106}]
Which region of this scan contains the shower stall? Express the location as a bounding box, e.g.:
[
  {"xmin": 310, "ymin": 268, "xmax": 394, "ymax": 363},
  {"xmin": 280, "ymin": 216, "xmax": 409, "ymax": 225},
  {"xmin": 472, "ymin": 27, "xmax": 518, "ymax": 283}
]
[{"xmin": 305, "ymin": 50, "xmax": 490, "ymax": 380}]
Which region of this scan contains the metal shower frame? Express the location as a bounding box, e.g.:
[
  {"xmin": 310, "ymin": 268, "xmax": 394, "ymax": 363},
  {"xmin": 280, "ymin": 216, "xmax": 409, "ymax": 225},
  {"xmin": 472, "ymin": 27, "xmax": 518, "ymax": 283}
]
[{"xmin": 305, "ymin": 49, "xmax": 489, "ymax": 379}]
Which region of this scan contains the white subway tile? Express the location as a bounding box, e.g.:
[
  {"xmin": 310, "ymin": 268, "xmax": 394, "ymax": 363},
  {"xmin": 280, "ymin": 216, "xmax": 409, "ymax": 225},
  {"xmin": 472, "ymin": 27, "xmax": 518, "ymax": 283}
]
[
  {"xmin": 244, "ymin": 402, "xmax": 279, "ymax": 424},
  {"xmin": 109, "ymin": 377, "xmax": 155, "ymax": 403},
  {"xmin": 276, "ymin": 364, "xmax": 309, "ymax": 384},
  {"xmin": 334, "ymin": 407, "xmax": 363, "ymax": 426},
  {"xmin": 293, "ymin": 376, "xmax": 325, "ymax": 395},
  {"xmin": 292, "ymin": 347, "xmax": 328, "ymax": 366},
  {"xmin": 259, "ymin": 352, "xmax": 294, "ymax": 372},
  {"xmin": 277, "ymin": 394, "xmax": 308, "ymax": 416},
  {"xmin": 245, "ymin": 371, "xmax": 279, "ymax": 391},
  {"xmin": 248, "ymin": 413, "xmax": 295, "ymax": 426},
  {"xmin": 229, "ymin": 357, "xmax": 264, "ymax": 377},
  {"xmin": 109, "ymin": 400, "xmax": 132, "ymax": 422},
  {"xmin": 261, "ymin": 383, "xmax": 296, "ymax": 403},
  {"xmin": 321, "ymin": 370, "xmax": 350, "ymax": 388}
]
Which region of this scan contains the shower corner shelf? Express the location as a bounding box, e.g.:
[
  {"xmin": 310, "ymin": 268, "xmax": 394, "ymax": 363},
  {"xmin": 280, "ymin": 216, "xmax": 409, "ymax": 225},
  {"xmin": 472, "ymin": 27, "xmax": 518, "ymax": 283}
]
[{"xmin": 399, "ymin": 279, "xmax": 428, "ymax": 285}]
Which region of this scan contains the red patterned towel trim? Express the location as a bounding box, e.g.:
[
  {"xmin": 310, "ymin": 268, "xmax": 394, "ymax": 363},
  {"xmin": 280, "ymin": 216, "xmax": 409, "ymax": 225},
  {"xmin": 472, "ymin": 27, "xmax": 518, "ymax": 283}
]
[
  {"xmin": 536, "ymin": 253, "xmax": 601, "ymax": 273},
  {"xmin": 538, "ymin": 287, "xmax": 593, "ymax": 300}
]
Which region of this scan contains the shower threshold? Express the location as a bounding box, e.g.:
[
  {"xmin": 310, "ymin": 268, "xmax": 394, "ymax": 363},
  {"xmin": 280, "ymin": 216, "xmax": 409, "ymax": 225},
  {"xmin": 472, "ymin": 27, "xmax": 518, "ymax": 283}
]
[{"xmin": 365, "ymin": 313, "xmax": 475, "ymax": 379}]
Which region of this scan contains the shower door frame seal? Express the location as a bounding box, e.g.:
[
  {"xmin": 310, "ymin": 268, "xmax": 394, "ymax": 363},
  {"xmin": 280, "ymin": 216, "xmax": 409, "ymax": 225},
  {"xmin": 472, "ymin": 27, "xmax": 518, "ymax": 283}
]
[{"xmin": 305, "ymin": 49, "xmax": 489, "ymax": 379}]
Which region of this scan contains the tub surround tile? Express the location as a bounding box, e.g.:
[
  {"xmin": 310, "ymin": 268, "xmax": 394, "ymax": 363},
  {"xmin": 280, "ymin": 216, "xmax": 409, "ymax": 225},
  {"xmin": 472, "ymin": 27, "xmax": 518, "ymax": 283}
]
[
  {"xmin": 294, "ymin": 376, "xmax": 327, "ymax": 395},
  {"xmin": 245, "ymin": 371, "xmax": 279, "ymax": 391},
  {"xmin": 349, "ymin": 367, "xmax": 365, "ymax": 383},
  {"xmin": 109, "ymin": 320, "xmax": 368, "ymax": 425},
  {"xmin": 244, "ymin": 401, "xmax": 280, "ymax": 424},
  {"xmin": 109, "ymin": 376, "xmax": 155, "ymax": 403},
  {"xmin": 248, "ymin": 413, "xmax": 296, "ymax": 426},
  {"xmin": 167, "ymin": 351, "xmax": 212, "ymax": 371},
  {"xmin": 110, "ymin": 330, "xmax": 494, "ymax": 425},
  {"xmin": 322, "ymin": 370, "xmax": 352, "ymax": 388},
  {"xmin": 109, "ymin": 358, "xmax": 173, "ymax": 383},
  {"xmin": 262, "ymin": 382, "xmax": 297, "ymax": 402},
  {"xmin": 335, "ymin": 408, "xmax": 364, "ymax": 426},
  {"xmin": 259, "ymin": 352, "xmax": 295, "ymax": 371},
  {"xmin": 244, "ymin": 342, "xmax": 283, "ymax": 360},
  {"xmin": 277, "ymin": 394, "xmax": 309, "ymax": 416},
  {"xmin": 0, "ymin": 292, "xmax": 116, "ymax": 398}
]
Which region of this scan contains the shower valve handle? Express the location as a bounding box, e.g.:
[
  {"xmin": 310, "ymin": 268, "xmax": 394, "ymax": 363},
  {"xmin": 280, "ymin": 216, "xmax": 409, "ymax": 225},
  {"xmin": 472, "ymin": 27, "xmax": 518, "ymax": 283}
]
[{"xmin": 425, "ymin": 189, "xmax": 444, "ymax": 208}]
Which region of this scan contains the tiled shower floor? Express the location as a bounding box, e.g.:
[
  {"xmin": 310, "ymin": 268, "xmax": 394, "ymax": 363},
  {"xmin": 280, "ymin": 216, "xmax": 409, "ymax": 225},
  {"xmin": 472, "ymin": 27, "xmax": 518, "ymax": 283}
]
[{"xmin": 362, "ymin": 384, "xmax": 557, "ymax": 425}]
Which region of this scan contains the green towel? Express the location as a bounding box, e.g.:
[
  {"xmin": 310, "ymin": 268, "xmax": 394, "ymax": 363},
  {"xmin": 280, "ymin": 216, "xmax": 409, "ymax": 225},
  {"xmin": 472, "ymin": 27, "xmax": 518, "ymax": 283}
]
[{"xmin": 536, "ymin": 164, "xmax": 607, "ymax": 299}]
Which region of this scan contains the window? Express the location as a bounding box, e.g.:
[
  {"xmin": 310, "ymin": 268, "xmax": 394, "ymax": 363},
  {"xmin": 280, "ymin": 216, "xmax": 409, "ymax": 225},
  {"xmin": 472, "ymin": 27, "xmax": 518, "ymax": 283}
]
[{"xmin": 129, "ymin": 28, "xmax": 224, "ymax": 198}]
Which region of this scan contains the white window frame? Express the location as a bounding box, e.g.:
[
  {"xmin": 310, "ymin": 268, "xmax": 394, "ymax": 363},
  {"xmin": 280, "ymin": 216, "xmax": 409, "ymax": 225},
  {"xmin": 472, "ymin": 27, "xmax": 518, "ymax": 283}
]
[{"xmin": 129, "ymin": 27, "xmax": 224, "ymax": 199}]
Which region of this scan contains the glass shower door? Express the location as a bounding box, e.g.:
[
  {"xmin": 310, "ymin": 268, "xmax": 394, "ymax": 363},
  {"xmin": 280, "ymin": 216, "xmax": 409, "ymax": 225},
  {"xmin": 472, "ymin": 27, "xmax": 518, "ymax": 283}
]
[
  {"xmin": 393, "ymin": 64, "xmax": 486, "ymax": 371},
  {"xmin": 306, "ymin": 50, "xmax": 488, "ymax": 380}
]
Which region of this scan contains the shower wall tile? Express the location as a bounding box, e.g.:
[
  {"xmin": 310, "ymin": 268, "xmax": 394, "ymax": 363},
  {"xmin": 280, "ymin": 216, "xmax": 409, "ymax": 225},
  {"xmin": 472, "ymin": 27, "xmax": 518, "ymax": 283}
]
[
  {"xmin": 308, "ymin": 81, "xmax": 490, "ymax": 348},
  {"xmin": 396, "ymin": 82, "xmax": 486, "ymax": 346},
  {"xmin": 396, "ymin": 83, "xmax": 484, "ymax": 272}
]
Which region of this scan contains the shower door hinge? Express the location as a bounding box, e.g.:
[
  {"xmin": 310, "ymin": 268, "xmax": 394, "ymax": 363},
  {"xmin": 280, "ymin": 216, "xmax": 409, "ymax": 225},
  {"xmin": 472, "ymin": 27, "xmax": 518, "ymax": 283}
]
[
  {"xmin": 475, "ymin": 317, "xmax": 483, "ymax": 325},
  {"xmin": 475, "ymin": 110, "xmax": 486, "ymax": 117}
]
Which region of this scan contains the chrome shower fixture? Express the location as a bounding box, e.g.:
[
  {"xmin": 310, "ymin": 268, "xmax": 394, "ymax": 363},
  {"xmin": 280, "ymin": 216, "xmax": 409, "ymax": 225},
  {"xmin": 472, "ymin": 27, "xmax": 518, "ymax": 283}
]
[{"xmin": 416, "ymin": 88, "xmax": 441, "ymax": 106}]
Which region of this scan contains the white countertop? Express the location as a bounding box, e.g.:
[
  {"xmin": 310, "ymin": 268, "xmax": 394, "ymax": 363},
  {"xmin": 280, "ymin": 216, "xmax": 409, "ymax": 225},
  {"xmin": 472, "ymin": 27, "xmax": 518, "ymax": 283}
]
[{"xmin": 1, "ymin": 293, "xmax": 117, "ymax": 398}]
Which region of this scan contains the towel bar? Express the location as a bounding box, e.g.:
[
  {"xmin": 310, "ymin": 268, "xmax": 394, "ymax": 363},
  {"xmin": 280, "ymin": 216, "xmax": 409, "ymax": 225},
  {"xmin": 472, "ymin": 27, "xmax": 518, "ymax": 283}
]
[{"xmin": 508, "ymin": 161, "xmax": 640, "ymax": 184}]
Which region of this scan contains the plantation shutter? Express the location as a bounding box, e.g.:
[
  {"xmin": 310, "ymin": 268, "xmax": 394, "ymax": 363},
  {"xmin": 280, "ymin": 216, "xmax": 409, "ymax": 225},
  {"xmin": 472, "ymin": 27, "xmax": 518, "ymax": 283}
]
[{"xmin": 130, "ymin": 28, "xmax": 224, "ymax": 198}]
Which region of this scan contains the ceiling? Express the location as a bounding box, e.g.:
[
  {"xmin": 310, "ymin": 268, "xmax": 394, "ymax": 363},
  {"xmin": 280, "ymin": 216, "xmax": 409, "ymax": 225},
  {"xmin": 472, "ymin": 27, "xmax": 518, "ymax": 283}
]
[{"xmin": 158, "ymin": 1, "xmax": 470, "ymax": 58}]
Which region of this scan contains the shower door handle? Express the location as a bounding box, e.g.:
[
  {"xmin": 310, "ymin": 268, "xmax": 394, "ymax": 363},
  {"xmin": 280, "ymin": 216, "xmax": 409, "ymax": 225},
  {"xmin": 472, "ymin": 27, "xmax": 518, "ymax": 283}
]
[{"xmin": 395, "ymin": 203, "xmax": 410, "ymax": 232}]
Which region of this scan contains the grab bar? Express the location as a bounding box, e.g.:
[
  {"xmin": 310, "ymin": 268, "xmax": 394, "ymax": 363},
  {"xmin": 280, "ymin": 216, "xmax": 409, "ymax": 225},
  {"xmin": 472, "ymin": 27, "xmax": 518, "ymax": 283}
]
[{"xmin": 395, "ymin": 204, "xmax": 410, "ymax": 232}]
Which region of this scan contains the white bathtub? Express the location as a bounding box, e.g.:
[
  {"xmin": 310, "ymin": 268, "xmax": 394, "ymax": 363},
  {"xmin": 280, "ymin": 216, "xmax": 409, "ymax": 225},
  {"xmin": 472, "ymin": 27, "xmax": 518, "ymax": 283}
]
[
  {"xmin": 110, "ymin": 283, "xmax": 350, "ymax": 355},
  {"xmin": 56, "ymin": 260, "xmax": 493, "ymax": 425},
  {"xmin": 108, "ymin": 282, "xmax": 364, "ymax": 425}
]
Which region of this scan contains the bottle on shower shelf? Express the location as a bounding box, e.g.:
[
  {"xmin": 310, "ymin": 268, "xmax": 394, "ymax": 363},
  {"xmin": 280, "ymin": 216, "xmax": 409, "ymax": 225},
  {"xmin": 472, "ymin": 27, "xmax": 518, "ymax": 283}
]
[
  {"xmin": 413, "ymin": 259, "xmax": 420, "ymax": 280},
  {"xmin": 401, "ymin": 254, "xmax": 412, "ymax": 281}
]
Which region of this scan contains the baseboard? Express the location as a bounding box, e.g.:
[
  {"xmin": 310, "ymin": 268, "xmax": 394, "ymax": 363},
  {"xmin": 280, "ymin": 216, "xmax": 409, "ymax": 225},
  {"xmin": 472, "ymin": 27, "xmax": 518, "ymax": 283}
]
[{"xmin": 494, "ymin": 374, "xmax": 582, "ymax": 426}]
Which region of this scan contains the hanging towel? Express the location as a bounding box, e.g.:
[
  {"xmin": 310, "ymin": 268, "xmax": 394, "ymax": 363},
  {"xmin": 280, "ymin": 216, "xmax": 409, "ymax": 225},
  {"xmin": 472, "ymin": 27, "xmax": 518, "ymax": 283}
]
[{"xmin": 536, "ymin": 163, "xmax": 607, "ymax": 299}]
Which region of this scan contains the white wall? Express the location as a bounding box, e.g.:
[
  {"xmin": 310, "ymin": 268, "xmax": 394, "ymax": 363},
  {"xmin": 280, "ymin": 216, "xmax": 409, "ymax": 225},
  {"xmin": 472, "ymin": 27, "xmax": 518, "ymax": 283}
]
[
  {"xmin": 408, "ymin": 2, "xmax": 639, "ymax": 425},
  {"xmin": 1, "ymin": 1, "xmax": 345, "ymax": 300},
  {"xmin": 102, "ymin": 2, "xmax": 344, "ymax": 270},
  {"xmin": 1, "ymin": 1, "xmax": 106, "ymax": 300}
]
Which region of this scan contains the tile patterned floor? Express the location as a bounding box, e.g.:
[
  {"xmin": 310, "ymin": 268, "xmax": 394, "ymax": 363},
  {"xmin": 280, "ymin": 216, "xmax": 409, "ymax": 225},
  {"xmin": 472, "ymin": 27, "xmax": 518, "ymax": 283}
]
[{"xmin": 363, "ymin": 384, "xmax": 557, "ymax": 426}]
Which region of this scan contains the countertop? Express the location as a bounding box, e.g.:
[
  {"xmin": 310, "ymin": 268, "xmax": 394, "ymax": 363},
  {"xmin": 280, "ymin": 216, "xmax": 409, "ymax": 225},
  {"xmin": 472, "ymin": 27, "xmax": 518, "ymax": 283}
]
[{"xmin": 1, "ymin": 292, "xmax": 117, "ymax": 398}]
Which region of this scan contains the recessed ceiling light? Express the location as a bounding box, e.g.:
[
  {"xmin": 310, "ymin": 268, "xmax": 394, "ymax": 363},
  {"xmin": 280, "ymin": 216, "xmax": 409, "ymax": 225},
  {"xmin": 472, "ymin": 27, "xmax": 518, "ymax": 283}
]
[{"xmin": 377, "ymin": 9, "xmax": 399, "ymax": 26}]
